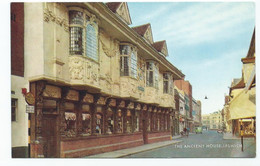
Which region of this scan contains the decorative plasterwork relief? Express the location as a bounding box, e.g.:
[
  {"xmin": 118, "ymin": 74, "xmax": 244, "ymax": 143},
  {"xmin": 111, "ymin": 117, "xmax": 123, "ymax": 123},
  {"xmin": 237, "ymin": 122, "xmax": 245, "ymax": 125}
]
[
  {"xmin": 135, "ymin": 103, "xmax": 141, "ymax": 110},
  {"xmin": 127, "ymin": 102, "xmax": 134, "ymax": 109},
  {"xmin": 99, "ymin": 73, "xmax": 112, "ymax": 92},
  {"xmin": 66, "ymin": 90, "xmax": 79, "ymax": 101},
  {"xmin": 118, "ymin": 101, "xmax": 125, "ymax": 108},
  {"xmin": 82, "ymin": 94, "xmax": 94, "ymax": 103},
  {"xmin": 109, "ymin": 99, "xmax": 116, "ymax": 107},
  {"xmin": 99, "ymin": 30, "xmax": 119, "ymax": 58},
  {"xmin": 97, "ymin": 97, "xmax": 106, "ymax": 105},
  {"xmin": 43, "ymin": 7, "xmax": 69, "ymax": 32},
  {"xmin": 69, "ymin": 56, "xmax": 84, "ymax": 80},
  {"xmin": 86, "ymin": 62, "xmax": 98, "ymax": 84},
  {"xmin": 43, "ymin": 85, "xmax": 61, "ymax": 98}
]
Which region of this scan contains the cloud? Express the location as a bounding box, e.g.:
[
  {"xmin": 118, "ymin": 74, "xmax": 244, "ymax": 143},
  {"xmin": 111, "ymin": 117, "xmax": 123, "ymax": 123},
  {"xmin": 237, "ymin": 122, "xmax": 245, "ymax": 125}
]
[{"xmin": 157, "ymin": 2, "xmax": 255, "ymax": 46}]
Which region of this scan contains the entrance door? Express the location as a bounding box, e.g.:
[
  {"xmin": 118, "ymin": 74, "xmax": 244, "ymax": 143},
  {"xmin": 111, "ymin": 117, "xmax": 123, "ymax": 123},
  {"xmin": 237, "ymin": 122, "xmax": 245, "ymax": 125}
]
[
  {"xmin": 142, "ymin": 119, "xmax": 148, "ymax": 144},
  {"xmin": 42, "ymin": 115, "xmax": 57, "ymax": 158}
]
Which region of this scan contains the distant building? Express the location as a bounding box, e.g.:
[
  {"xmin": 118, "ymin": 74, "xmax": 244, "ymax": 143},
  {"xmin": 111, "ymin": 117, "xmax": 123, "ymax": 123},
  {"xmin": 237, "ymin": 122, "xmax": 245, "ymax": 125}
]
[{"xmin": 202, "ymin": 111, "xmax": 222, "ymax": 130}]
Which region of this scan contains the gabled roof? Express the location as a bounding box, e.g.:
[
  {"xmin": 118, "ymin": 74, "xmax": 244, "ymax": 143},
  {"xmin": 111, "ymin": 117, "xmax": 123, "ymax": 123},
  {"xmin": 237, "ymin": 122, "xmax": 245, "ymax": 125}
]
[
  {"xmin": 106, "ymin": 2, "xmax": 132, "ymax": 25},
  {"xmin": 132, "ymin": 23, "xmax": 150, "ymax": 36},
  {"xmin": 106, "ymin": 2, "xmax": 121, "ymax": 12},
  {"xmin": 132, "ymin": 23, "xmax": 154, "ymax": 44},
  {"xmin": 152, "ymin": 40, "xmax": 168, "ymax": 57},
  {"xmin": 231, "ymin": 78, "xmax": 245, "ymax": 90}
]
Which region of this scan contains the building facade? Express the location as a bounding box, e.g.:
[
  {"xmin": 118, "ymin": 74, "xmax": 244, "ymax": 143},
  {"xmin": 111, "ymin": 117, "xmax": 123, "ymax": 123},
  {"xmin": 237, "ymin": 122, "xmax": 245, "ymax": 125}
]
[
  {"xmin": 202, "ymin": 111, "xmax": 222, "ymax": 130},
  {"xmin": 223, "ymin": 29, "xmax": 255, "ymax": 137},
  {"xmin": 11, "ymin": 2, "xmax": 185, "ymax": 158}
]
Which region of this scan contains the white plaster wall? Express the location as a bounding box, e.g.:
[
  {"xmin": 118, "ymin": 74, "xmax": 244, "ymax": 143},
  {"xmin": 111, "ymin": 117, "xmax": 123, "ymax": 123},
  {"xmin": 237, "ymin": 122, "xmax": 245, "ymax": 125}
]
[{"xmin": 11, "ymin": 75, "xmax": 29, "ymax": 147}]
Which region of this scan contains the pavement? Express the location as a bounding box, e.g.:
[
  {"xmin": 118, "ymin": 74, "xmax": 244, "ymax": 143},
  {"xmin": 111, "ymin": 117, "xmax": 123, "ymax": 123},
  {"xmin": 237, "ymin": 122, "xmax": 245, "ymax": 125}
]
[
  {"xmin": 223, "ymin": 132, "xmax": 255, "ymax": 140},
  {"xmin": 85, "ymin": 136, "xmax": 182, "ymax": 158}
]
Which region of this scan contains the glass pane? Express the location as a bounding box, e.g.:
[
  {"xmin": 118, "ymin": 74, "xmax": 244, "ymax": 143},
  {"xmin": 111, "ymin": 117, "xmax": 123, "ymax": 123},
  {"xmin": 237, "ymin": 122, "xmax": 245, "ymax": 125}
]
[
  {"xmin": 69, "ymin": 11, "xmax": 83, "ymax": 25},
  {"xmin": 120, "ymin": 45, "xmax": 130, "ymax": 55},
  {"xmin": 82, "ymin": 113, "xmax": 91, "ymax": 135},
  {"xmin": 70, "ymin": 27, "xmax": 83, "ymax": 55},
  {"xmin": 86, "ymin": 24, "xmax": 98, "ymax": 61},
  {"xmin": 130, "ymin": 52, "xmax": 137, "ymax": 78}
]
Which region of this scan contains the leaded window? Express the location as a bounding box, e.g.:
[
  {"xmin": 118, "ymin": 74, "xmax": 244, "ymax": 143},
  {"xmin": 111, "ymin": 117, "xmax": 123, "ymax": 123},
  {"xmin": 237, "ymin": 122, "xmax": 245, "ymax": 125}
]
[
  {"xmin": 163, "ymin": 73, "xmax": 173, "ymax": 94},
  {"xmin": 146, "ymin": 61, "xmax": 159, "ymax": 88},
  {"xmin": 120, "ymin": 44, "xmax": 137, "ymax": 78},
  {"xmin": 69, "ymin": 11, "xmax": 84, "ymax": 55},
  {"xmin": 86, "ymin": 23, "xmax": 98, "ymax": 61}
]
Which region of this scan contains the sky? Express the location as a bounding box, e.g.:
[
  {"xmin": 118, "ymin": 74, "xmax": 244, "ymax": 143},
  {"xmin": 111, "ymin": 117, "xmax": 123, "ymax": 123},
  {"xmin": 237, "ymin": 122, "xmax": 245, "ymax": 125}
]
[{"xmin": 128, "ymin": 2, "xmax": 255, "ymax": 115}]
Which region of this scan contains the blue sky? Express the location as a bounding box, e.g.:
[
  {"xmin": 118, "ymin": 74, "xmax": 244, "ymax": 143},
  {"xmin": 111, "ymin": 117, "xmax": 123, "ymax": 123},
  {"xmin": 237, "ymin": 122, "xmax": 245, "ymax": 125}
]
[{"xmin": 128, "ymin": 2, "xmax": 255, "ymax": 114}]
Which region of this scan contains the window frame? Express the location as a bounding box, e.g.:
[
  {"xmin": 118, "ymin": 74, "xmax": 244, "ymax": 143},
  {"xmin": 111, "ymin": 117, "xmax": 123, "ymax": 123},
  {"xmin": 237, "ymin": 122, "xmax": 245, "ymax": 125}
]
[
  {"xmin": 11, "ymin": 98, "xmax": 18, "ymax": 122},
  {"xmin": 163, "ymin": 72, "xmax": 174, "ymax": 95},
  {"xmin": 69, "ymin": 7, "xmax": 99, "ymax": 62},
  {"xmin": 119, "ymin": 43, "xmax": 138, "ymax": 79},
  {"xmin": 146, "ymin": 60, "xmax": 159, "ymax": 88}
]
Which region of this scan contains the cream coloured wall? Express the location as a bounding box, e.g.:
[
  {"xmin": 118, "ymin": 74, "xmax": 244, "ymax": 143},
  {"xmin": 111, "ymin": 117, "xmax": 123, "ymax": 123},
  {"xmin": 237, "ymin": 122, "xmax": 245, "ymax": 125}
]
[{"xmin": 25, "ymin": 2, "xmax": 177, "ymax": 109}]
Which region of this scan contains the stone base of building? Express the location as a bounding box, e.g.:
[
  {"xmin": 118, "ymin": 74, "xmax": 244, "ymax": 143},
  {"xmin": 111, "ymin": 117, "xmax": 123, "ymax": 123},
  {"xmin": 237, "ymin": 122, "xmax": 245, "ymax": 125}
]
[{"xmin": 12, "ymin": 146, "xmax": 29, "ymax": 158}]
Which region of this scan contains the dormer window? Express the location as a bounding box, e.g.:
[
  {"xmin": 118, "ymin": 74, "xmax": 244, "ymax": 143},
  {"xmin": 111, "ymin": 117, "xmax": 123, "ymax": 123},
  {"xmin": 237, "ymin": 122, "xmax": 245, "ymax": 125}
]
[
  {"xmin": 146, "ymin": 61, "xmax": 159, "ymax": 88},
  {"xmin": 163, "ymin": 73, "xmax": 173, "ymax": 94},
  {"xmin": 120, "ymin": 44, "xmax": 137, "ymax": 78}
]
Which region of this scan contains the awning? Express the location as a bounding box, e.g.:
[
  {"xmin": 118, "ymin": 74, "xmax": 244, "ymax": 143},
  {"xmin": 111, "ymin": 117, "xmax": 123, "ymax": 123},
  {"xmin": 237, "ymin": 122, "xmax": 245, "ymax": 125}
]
[{"xmin": 228, "ymin": 87, "xmax": 255, "ymax": 121}]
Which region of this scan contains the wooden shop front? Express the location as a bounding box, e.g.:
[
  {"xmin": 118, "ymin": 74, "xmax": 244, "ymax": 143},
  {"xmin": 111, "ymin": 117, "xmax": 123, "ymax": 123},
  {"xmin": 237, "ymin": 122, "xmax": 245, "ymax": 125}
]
[{"xmin": 29, "ymin": 81, "xmax": 172, "ymax": 158}]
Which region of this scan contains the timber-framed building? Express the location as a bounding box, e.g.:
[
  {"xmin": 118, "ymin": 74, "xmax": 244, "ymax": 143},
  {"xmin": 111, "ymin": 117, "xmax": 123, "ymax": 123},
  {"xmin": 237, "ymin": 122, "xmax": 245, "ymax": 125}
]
[{"xmin": 11, "ymin": 2, "xmax": 185, "ymax": 158}]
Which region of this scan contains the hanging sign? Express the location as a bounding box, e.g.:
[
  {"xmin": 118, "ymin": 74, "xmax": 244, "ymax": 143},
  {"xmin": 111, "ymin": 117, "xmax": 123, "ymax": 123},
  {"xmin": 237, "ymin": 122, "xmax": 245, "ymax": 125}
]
[
  {"xmin": 26, "ymin": 105, "xmax": 35, "ymax": 113},
  {"xmin": 25, "ymin": 92, "xmax": 35, "ymax": 105}
]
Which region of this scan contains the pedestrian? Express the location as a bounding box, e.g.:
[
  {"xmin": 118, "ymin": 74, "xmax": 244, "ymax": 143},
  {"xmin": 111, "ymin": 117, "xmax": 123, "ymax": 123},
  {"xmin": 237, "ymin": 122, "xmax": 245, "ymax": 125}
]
[
  {"xmin": 183, "ymin": 127, "xmax": 187, "ymax": 136},
  {"xmin": 187, "ymin": 127, "xmax": 190, "ymax": 137}
]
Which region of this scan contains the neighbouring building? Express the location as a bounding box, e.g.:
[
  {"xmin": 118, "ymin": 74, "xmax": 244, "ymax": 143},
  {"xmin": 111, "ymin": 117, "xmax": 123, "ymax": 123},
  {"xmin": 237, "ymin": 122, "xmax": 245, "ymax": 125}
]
[
  {"xmin": 174, "ymin": 87, "xmax": 185, "ymax": 133},
  {"xmin": 192, "ymin": 98, "xmax": 202, "ymax": 129},
  {"xmin": 202, "ymin": 111, "xmax": 222, "ymax": 130},
  {"xmin": 11, "ymin": 2, "xmax": 185, "ymax": 158},
  {"xmin": 224, "ymin": 28, "xmax": 255, "ymax": 137},
  {"xmin": 174, "ymin": 79, "xmax": 193, "ymax": 132}
]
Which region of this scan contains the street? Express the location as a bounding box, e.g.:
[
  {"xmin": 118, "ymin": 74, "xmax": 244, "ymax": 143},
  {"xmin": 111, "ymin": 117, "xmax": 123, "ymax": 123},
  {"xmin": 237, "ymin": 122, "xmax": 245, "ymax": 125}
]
[{"xmin": 124, "ymin": 130, "xmax": 256, "ymax": 158}]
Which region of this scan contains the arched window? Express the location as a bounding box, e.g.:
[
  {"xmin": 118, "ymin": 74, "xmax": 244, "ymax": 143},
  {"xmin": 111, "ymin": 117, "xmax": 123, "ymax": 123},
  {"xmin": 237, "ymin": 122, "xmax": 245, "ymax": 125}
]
[{"xmin": 86, "ymin": 23, "xmax": 98, "ymax": 61}]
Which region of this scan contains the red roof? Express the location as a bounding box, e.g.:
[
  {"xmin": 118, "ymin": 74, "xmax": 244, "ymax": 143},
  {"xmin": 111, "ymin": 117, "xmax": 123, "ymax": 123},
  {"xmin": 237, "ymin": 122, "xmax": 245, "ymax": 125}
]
[
  {"xmin": 106, "ymin": 2, "xmax": 122, "ymax": 13},
  {"xmin": 152, "ymin": 40, "xmax": 166, "ymax": 52},
  {"xmin": 132, "ymin": 23, "xmax": 150, "ymax": 37},
  {"xmin": 231, "ymin": 78, "xmax": 245, "ymax": 90}
]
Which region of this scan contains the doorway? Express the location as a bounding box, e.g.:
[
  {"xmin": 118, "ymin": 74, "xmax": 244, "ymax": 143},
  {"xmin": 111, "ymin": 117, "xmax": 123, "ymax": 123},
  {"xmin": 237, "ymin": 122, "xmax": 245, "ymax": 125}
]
[{"xmin": 42, "ymin": 115, "xmax": 58, "ymax": 158}]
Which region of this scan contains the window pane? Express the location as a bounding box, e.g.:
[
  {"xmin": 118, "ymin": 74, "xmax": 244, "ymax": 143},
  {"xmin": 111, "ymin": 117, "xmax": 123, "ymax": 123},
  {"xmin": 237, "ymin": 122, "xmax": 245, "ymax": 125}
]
[
  {"xmin": 120, "ymin": 56, "xmax": 129, "ymax": 76},
  {"xmin": 70, "ymin": 27, "xmax": 83, "ymax": 55},
  {"xmin": 86, "ymin": 24, "xmax": 98, "ymax": 61},
  {"xmin": 130, "ymin": 52, "xmax": 137, "ymax": 78},
  {"xmin": 69, "ymin": 11, "xmax": 83, "ymax": 25},
  {"xmin": 120, "ymin": 45, "xmax": 130, "ymax": 55},
  {"xmin": 11, "ymin": 99, "xmax": 17, "ymax": 121},
  {"xmin": 82, "ymin": 113, "xmax": 91, "ymax": 135}
]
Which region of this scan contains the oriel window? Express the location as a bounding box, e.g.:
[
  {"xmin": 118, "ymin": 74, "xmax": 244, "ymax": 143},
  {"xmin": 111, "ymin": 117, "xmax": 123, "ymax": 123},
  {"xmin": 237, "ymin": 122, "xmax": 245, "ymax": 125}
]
[
  {"xmin": 69, "ymin": 10, "xmax": 83, "ymax": 55},
  {"xmin": 146, "ymin": 61, "xmax": 159, "ymax": 88},
  {"xmin": 120, "ymin": 44, "xmax": 137, "ymax": 78}
]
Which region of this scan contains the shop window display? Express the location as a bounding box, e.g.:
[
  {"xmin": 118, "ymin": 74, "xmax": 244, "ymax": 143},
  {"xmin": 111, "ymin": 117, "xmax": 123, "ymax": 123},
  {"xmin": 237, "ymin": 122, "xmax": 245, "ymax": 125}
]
[
  {"xmin": 65, "ymin": 112, "xmax": 77, "ymax": 137},
  {"xmin": 82, "ymin": 113, "xmax": 91, "ymax": 135}
]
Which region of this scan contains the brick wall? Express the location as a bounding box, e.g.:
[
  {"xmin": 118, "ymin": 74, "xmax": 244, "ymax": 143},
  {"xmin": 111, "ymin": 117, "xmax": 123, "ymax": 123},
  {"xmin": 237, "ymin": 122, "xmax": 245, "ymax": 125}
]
[
  {"xmin": 61, "ymin": 133, "xmax": 143, "ymax": 157},
  {"xmin": 11, "ymin": 3, "xmax": 24, "ymax": 77},
  {"xmin": 147, "ymin": 131, "xmax": 171, "ymax": 144}
]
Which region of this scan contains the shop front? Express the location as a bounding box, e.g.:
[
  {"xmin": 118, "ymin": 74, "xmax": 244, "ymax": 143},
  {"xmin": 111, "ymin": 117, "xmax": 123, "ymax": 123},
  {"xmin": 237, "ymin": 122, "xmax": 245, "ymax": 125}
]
[{"xmin": 29, "ymin": 81, "xmax": 172, "ymax": 158}]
